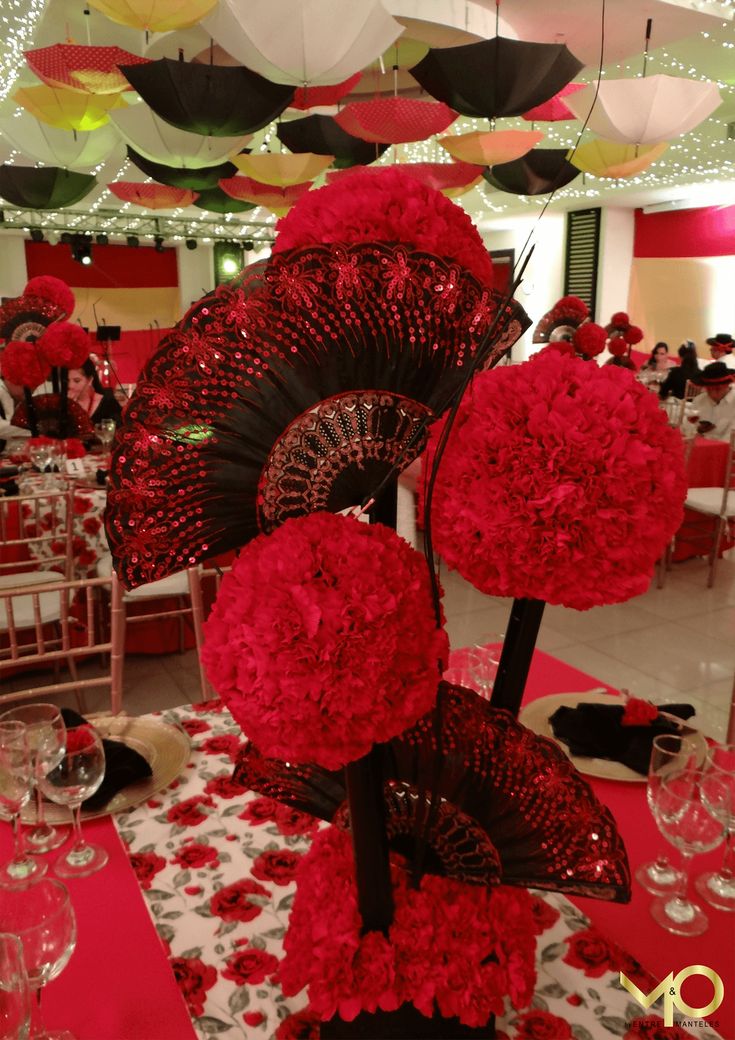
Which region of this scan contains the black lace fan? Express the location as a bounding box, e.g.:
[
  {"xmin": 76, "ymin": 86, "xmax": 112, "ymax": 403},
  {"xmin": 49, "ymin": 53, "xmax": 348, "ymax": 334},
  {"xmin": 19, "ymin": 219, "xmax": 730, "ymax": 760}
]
[
  {"xmin": 106, "ymin": 243, "xmax": 529, "ymax": 588},
  {"xmin": 234, "ymin": 681, "xmax": 631, "ymax": 902}
]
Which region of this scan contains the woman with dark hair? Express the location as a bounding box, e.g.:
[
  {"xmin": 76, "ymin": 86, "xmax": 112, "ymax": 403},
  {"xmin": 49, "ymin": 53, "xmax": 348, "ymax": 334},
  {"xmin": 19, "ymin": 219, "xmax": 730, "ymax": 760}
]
[
  {"xmin": 639, "ymin": 341, "xmax": 675, "ymax": 387},
  {"xmin": 67, "ymin": 358, "xmax": 122, "ymax": 424},
  {"xmin": 659, "ymin": 341, "xmax": 701, "ymax": 400}
]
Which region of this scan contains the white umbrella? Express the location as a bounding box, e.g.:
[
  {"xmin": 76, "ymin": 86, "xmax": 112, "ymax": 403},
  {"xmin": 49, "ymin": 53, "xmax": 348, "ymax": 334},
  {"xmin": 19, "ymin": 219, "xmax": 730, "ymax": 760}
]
[
  {"xmin": 202, "ymin": 0, "xmax": 403, "ymax": 86},
  {"xmin": 565, "ymin": 75, "xmax": 721, "ymax": 145},
  {"xmin": 0, "ymin": 114, "xmax": 121, "ymax": 169},
  {"xmin": 110, "ymin": 105, "xmax": 250, "ymax": 168}
]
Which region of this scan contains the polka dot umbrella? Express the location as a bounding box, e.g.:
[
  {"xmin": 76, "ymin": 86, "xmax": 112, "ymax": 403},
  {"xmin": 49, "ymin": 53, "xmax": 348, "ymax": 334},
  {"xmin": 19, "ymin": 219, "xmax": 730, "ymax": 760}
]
[
  {"xmin": 218, "ymin": 176, "xmax": 312, "ymax": 215},
  {"xmin": 107, "ymin": 182, "xmax": 199, "ymax": 209},
  {"xmin": 25, "ymin": 44, "xmax": 150, "ymax": 95},
  {"xmin": 334, "ymin": 97, "xmax": 457, "ymax": 145}
]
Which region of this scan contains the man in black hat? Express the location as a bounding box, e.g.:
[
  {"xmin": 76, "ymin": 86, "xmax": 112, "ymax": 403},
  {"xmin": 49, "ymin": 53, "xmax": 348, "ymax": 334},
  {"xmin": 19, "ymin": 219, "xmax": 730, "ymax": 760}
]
[
  {"xmin": 692, "ymin": 361, "xmax": 735, "ymax": 439},
  {"xmin": 706, "ymin": 333, "xmax": 735, "ymax": 370}
]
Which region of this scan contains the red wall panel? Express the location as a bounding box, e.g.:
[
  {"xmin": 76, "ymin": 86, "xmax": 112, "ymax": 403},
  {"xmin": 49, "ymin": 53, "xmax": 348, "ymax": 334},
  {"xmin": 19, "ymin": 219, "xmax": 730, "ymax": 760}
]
[
  {"xmin": 634, "ymin": 205, "xmax": 735, "ymax": 259},
  {"xmin": 24, "ymin": 240, "xmax": 179, "ymax": 288}
]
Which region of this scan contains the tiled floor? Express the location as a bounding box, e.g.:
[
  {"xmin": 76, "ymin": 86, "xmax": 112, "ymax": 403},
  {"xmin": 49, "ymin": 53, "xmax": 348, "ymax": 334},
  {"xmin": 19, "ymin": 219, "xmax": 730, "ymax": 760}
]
[{"xmin": 10, "ymin": 549, "xmax": 734, "ymax": 743}]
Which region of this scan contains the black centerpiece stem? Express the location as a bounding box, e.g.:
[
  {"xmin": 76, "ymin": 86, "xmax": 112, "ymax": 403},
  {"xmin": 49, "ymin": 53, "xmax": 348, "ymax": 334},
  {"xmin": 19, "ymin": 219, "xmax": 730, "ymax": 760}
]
[{"xmin": 489, "ymin": 598, "xmax": 546, "ymax": 717}]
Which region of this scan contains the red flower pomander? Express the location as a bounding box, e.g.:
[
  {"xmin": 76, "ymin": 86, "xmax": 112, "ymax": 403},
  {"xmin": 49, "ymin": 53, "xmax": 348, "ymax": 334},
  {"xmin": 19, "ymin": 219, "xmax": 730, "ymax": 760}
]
[
  {"xmin": 553, "ymin": 296, "xmax": 588, "ymax": 319},
  {"xmin": 624, "ymin": 324, "xmax": 644, "ymax": 346},
  {"xmin": 424, "ymin": 350, "xmax": 688, "ymax": 610},
  {"xmin": 0, "ymin": 341, "xmax": 51, "ymax": 389},
  {"xmin": 573, "ymin": 322, "xmax": 607, "ymax": 358},
  {"xmin": 273, "ymin": 167, "xmax": 494, "ymax": 287},
  {"xmin": 611, "ymin": 311, "xmax": 630, "ymax": 328},
  {"xmin": 621, "ymin": 698, "xmax": 659, "ymax": 727},
  {"xmin": 24, "ymin": 276, "xmax": 75, "ymax": 319},
  {"xmin": 279, "ymin": 827, "xmax": 537, "ymax": 1027},
  {"xmin": 202, "ymin": 511, "xmax": 448, "ymax": 770},
  {"xmin": 37, "ymin": 322, "xmax": 90, "ymax": 368},
  {"xmin": 608, "ymin": 335, "xmax": 628, "ymax": 358}
]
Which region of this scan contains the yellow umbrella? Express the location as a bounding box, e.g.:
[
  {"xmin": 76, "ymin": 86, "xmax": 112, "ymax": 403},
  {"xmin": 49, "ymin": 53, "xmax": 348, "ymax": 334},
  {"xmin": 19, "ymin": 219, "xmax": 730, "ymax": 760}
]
[
  {"xmin": 438, "ymin": 129, "xmax": 543, "ymax": 166},
  {"xmin": 568, "ymin": 139, "xmax": 668, "ymax": 179},
  {"xmin": 231, "ymin": 152, "xmax": 334, "ymax": 187},
  {"xmin": 14, "ymin": 85, "xmax": 127, "ymax": 132},
  {"xmin": 87, "ymin": 0, "xmax": 217, "ymax": 32}
]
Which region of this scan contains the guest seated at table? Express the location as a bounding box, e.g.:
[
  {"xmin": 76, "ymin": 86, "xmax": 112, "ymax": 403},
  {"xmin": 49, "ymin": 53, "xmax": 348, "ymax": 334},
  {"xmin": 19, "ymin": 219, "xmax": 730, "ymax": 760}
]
[
  {"xmin": 659, "ymin": 341, "xmax": 701, "ymax": 400},
  {"xmin": 639, "ymin": 341, "xmax": 675, "ymax": 387},
  {"xmin": 0, "ymin": 373, "xmax": 31, "ymax": 450},
  {"xmin": 706, "ymin": 332, "xmax": 735, "ymax": 370},
  {"xmin": 67, "ymin": 359, "xmax": 122, "ymax": 425},
  {"xmin": 692, "ymin": 362, "xmax": 735, "ymax": 439}
]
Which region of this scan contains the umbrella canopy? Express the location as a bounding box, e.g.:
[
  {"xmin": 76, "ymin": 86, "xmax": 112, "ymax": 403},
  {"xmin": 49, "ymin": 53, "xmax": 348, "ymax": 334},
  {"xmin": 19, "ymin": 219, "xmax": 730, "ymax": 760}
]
[
  {"xmin": 193, "ymin": 186, "xmax": 255, "ymax": 213},
  {"xmin": 439, "ymin": 129, "xmax": 543, "ymax": 166},
  {"xmin": 483, "ymin": 148, "xmax": 580, "ymax": 195},
  {"xmin": 14, "ymin": 84, "xmax": 127, "ymax": 132},
  {"xmin": 565, "ymin": 75, "xmax": 722, "ymax": 145},
  {"xmin": 219, "ymin": 176, "xmax": 312, "ymax": 215},
  {"xmin": 0, "ymin": 166, "xmax": 97, "ymax": 209},
  {"xmin": 522, "ymin": 83, "xmax": 585, "ymax": 122},
  {"xmin": 335, "ymin": 97, "xmax": 457, "ymax": 145},
  {"xmin": 25, "ymin": 44, "xmax": 150, "ymax": 95},
  {"xmin": 110, "ymin": 105, "xmax": 249, "ymax": 168},
  {"xmin": 87, "ymin": 0, "xmax": 217, "ymax": 33},
  {"xmin": 126, "ymin": 147, "xmax": 238, "ymax": 189},
  {"xmin": 119, "ymin": 58, "xmax": 294, "ymax": 138},
  {"xmin": 569, "ymin": 139, "xmax": 669, "ymax": 179},
  {"xmin": 410, "ymin": 37, "xmax": 583, "ymax": 120},
  {"xmin": 291, "ymin": 73, "xmax": 361, "ymax": 110},
  {"xmin": 0, "ymin": 114, "xmax": 120, "ymax": 169},
  {"xmin": 231, "ymin": 152, "xmax": 333, "ymax": 187},
  {"xmin": 202, "ymin": 0, "xmax": 402, "ymax": 86},
  {"xmin": 328, "ymin": 161, "xmax": 483, "ymax": 198},
  {"xmin": 107, "ymin": 181, "xmax": 199, "ymax": 208},
  {"xmin": 276, "ymin": 115, "xmax": 388, "ymax": 168}
]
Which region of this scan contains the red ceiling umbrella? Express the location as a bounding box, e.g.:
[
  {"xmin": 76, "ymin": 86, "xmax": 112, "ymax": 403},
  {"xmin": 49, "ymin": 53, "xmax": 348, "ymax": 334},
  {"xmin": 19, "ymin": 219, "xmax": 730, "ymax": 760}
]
[
  {"xmin": 219, "ymin": 176, "xmax": 312, "ymax": 215},
  {"xmin": 522, "ymin": 83, "xmax": 585, "ymax": 122},
  {"xmin": 335, "ymin": 97, "xmax": 457, "ymax": 145},
  {"xmin": 291, "ymin": 73, "xmax": 361, "ymax": 110},
  {"xmin": 327, "ymin": 161, "xmax": 483, "ymax": 198},
  {"xmin": 25, "ymin": 44, "xmax": 150, "ymax": 95},
  {"xmin": 108, "ymin": 182, "xmax": 199, "ymax": 208}
]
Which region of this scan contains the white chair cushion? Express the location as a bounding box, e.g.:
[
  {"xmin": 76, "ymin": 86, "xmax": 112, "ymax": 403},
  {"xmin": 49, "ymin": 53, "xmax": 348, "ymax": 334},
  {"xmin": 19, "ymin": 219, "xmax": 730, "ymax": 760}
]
[
  {"xmin": 0, "ymin": 571, "xmax": 62, "ymax": 630},
  {"xmin": 97, "ymin": 553, "xmax": 190, "ymax": 599},
  {"xmin": 685, "ymin": 487, "xmax": 735, "ymax": 517}
]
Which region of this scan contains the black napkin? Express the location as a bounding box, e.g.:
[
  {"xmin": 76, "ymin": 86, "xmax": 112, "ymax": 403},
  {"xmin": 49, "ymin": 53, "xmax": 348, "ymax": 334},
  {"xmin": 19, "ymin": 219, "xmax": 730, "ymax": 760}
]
[
  {"xmin": 61, "ymin": 708, "xmax": 152, "ymax": 810},
  {"xmin": 549, "ymin": 702, "xmax": 696, "ymax": 776}
]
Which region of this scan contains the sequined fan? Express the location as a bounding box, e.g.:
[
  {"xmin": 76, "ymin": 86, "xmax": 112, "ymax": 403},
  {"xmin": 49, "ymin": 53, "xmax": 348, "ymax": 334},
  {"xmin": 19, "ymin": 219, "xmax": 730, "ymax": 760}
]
[
  {"xmin": 11, "ymin": 394, "xmax": 94, "ymax": 440},
  {"xmin": 106, "ymin": 243, "xmax": 529, "ymax": 588},
  {"xmin": 532, "ymin": 294, "xmax": 590, "ymax": 344},
  {"xmin": 234, "ymin": 681, "xmax": 631, "ymax": 902}
]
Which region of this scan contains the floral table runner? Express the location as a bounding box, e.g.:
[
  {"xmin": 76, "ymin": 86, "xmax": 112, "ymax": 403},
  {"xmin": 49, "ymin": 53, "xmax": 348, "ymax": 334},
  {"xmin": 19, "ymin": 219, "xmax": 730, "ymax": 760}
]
[{"xmin": 117, "ymin": 700, "xmax": 722, "ymax": 1040}]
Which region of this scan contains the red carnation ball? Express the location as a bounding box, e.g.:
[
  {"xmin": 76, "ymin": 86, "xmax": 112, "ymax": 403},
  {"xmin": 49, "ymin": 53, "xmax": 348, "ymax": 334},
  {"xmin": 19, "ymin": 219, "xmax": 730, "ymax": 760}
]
[
  {"xmin": 573, "ymin": 322, "xmax": 607, "ymax": 357},
  {"xmin": 608, "ymin": 334, "xmax": 628, "ymax": 357},
  {"xmin": 624, "ymin": 324, "xmax": 644, "ymax": 345},
  {"xmin": 37, "ymin": 322, "xmax": 90, "ymax": 368},
  {"xmin": 611, "ymin": 310, "xmax": 630, "ymax": 327},
  {"xmin": 424, "ymin": 350, "xmax": 688, "ymax": 609},
  {"xmin": 273, "ymin": 166, "xmax": 494, "ymax": 287},
  {"xmin": 24, "ymin": 276, "xmax": 75, "ymax": 319},
  {"xmin": 0, "ymin": 341, "xmax": 51, "ymax": 389},
  {"xmin": 554, "ymin": 295, "xmax": 588, "ymax": 318}
]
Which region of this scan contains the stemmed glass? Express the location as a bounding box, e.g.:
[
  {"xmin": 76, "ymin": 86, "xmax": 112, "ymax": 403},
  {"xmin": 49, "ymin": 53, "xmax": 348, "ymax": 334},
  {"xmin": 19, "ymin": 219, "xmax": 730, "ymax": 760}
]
[
  {"xmin": 0, "ymin": 722, "xmax": 44, "ymax": 887},
  {"xmin": 0, "ymin": 878, "xmax": 76, "ymax": 1040},
  {"xmin": 40, "ymin": 727, "xmax": 108, "ymax": 879},
  {"xmin": 635, "ymin": 733, "xmax": 701, "ymax": 895},
  {"xmin": 0, "ymin": 933, "xmax": 32, "ymax": 1040},
  {"xmin": 0, "ymin": 708, "xmax": 67, "ymax": 855},
  {"xmin": 28, "ymin": 445, "xmax": 52, "ymax": 474},
  {"xmin": 651, "ymin": 768, "xmax": 728, "ymax": 936},
  {"xmin": 696, "ymin": 742, "xmax": 735, "ymax": 911},
  {"xmin": 465, "ymin": 634, "xmax": 504, "ymax": 700},
  {"xmin": 94, "ymin": 420, "xmax": 116, "ymax": 466}
]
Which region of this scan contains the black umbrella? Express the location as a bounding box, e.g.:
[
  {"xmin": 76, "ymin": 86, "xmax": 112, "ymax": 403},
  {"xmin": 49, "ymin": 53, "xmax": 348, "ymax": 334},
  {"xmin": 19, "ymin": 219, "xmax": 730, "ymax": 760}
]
[
  {"xmin": 193, "ymin": 187, "xmax": 255, "ymax": 214},
  {"xmin": 410, "ymin": 37, "xmax": 583, "ymax": 120},
  {"xmin": 126, "ymin": 147, "xmax": 239, "ymax": 190},
  {"xmin": 0, "ymin": 165, "xmax": 96, "ymax": 209},
  {"xmin": 483, "ymin": 148, "xmax": 581, "ymax": 195},
  {"xmin": 277, "ymin": 115, "xmax": 389, "ymax": 169},
  {"xmin": 119, "ymin": 58, "xmax": 295, "ymax": 137}
]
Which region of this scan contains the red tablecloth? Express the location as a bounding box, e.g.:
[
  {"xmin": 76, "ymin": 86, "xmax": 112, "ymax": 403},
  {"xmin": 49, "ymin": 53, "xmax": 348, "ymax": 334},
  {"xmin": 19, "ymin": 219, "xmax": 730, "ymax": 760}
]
[{"xmin": 674, "ymin": 437, "xmax": 732, "ymax": 561}]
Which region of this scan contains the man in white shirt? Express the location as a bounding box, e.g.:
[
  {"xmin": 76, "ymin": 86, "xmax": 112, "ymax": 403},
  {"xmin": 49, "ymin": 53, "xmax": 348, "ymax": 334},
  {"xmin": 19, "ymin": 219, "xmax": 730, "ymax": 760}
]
[
  {"xmin": 706, "ymin": 333, "xmax": 735, "ymax": 371},
  {"xmin": 0, "ymin": 375, "xmax": 31, "ymax": 447},
  {"xmin": 693, "ymin": 362, "xmax": 735, "ymax": 440}
]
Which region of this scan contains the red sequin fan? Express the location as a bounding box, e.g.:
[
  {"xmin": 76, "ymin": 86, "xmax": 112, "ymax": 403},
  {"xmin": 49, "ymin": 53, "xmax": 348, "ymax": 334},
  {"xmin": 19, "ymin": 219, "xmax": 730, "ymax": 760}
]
[
  {"xmin": 106, "ymin": 243, "xmax": 529, "ymax": 588},
  {"xmin": 235, "ymin": 681, "xmax": 631, "ymax": 901},
  {"xmin": 11, "ymin": 394, "xmax": 95, "ymax": 440}
]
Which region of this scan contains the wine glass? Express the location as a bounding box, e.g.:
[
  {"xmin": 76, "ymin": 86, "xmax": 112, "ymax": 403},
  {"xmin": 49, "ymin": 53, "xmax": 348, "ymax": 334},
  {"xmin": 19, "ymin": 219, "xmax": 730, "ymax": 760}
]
[
  {"xmin": 40, "ymin": 727, "xmax": 108, "ymax": 879},
  {"xmin": 93, "ymin": 420, "xmax": 116, "ymax": 467},
  {"xmin": 27, "ymin": 446, "xmax": 52, "ymax": 475},
  {"xmin": 0, "ymin": 879, "xmax": 76, "ymax": 1040},
  {"xmin": 0, "ymin": 723, "xmax": 44, "ymax": 887},
  {"xmin": 467, "ymin": 644, "xmax": 500, "ymax": 699},
  {"xmin": 0, "ymin": 933, "xmax": 32, "ymax": 1040},
  {"xmin": 696, "ymin": 742, "xmax": 735, "ymax": 911},
  {"xmin": 651, "ymin": 768, "xmax": 728, "ymax": 936},
  {"xmin": 0, "ymin": 707, "xmax": 67, "ymax": 855},
  {"xmin": 635, "ymin": 733, "xmax": 701, "ymax": 895}
]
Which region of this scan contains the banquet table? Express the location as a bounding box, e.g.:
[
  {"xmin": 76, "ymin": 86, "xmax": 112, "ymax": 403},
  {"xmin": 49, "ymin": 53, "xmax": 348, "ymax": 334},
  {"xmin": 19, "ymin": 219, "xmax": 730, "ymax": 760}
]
[{"xmin": 2, "ymin": 651, "xmax": 731, "ymax": 1040}]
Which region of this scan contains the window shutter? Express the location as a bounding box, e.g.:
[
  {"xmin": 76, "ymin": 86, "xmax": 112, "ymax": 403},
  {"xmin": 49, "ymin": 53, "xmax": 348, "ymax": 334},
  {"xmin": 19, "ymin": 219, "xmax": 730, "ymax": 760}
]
[{"xmin": 564, "ymin": 208, "xmax": 601, "ymax": 318}]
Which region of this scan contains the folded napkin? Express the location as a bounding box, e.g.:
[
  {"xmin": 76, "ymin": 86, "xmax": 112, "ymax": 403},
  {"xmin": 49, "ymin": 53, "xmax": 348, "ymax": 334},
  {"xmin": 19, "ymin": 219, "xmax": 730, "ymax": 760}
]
[
  {"xmin": 61, "ymin": 708, "xmax": 152, "ymax": 810},
  {"xmin": 549, "ymin": 701, "xmax": 696, "ymax": 776}
]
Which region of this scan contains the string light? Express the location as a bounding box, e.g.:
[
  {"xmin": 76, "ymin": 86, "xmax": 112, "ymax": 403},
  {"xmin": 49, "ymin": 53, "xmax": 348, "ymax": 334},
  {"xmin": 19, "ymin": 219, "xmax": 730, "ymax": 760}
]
[{"xmin": 0, "ymin": 0, "xmax": 49, "ymax": 102}]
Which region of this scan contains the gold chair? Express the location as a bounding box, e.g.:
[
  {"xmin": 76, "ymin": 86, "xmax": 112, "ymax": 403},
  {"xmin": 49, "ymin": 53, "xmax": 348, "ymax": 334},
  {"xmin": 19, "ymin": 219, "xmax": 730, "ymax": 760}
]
[
  {"xmin": 679, "ymin": 429, "xmax": 735, "ymax": 587},
  {"xmin": 0, "ymin": 483, "xmax": 75, "ymax": 581}
]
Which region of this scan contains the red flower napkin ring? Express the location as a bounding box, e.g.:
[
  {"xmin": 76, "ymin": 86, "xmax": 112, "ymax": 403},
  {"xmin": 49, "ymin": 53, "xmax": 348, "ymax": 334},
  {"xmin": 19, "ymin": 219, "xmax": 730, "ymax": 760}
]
[{"xmin": 621, "ymin": 697, "xmax": 659, "ymax": 727}]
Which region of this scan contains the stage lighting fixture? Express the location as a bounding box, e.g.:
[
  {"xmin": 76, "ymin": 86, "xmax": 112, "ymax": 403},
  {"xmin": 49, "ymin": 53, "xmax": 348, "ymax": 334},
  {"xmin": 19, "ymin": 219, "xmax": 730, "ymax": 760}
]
[
  {"xmin": 95, "ymin": 233, "xmax": 108, "ymax": 246},
  {"xmin": 213, "ymin": 240, "xmax": 244, "ymax": 285},
  {"xmin": 154, "ymin": 235, "xmax": 165, "ymax": 252},
  {"xmin": 126, "ymin": 235, "xmax": 139, "ymax": 248},
  {"xmin": 60, "ymin": 232, "xmax": 72, "ymax": 245},
  {"xmin": 185, "ymin": 239, "xmax": 197, "ymax": 250},
  {"xmin": 243, "ymin": 239, "xmax": 254, "ymax": 251},
  {"xmin": 29, "ymin": 229, "xmax": 44, "ymax": 243},
  {"xmin": 70, "ymin": 234, "xmax": 93, "ymax": 265}
]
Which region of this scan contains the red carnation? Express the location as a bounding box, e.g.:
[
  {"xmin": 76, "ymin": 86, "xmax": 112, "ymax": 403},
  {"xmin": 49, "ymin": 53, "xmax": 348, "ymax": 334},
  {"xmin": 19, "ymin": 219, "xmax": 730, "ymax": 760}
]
[
  {"xmin": 573, "ymin": 322, "xmax": 607, "ymax": 357},
  {"xmin": 24, "ymin": 276, "xmax": 75, "ymax": 318},
  {"xmin": 65, "ymin": 725, "xmax": 96, "ymax": 752},
  {"xmin": 128, "ymin": 850, "xmax": 167, "ymax": 889},
  {"xmin": 273, "ymin": 167, "xmax": 494, "ymax": 286},
  {"xmin": 621, "ymin": 697, "xmax": 659, "ymax": 727},
  {"xmin": 608, "ymin": 334, "xmax": 628, "ymax": 357},
  {"xmin": 37, "ymin": 322, "xmax": 90, "ymax": 368},
  {"xmin": 625, "ymin": 324, "xmax": 644, "ymax": 345},
  {"xmin": 0, "ymin": 341, "xmax": 51, "ymax": 389},
  {"xmin": 554, "ymin": 295, "xmax": 588, "ymax": 317},
  {"xmin": 611, "ymin": 310, "xmax": 630, "ymax": 327},
  {"xmin": 170, "ymin": 955, "xmax": 217, "ymax": 1017}
]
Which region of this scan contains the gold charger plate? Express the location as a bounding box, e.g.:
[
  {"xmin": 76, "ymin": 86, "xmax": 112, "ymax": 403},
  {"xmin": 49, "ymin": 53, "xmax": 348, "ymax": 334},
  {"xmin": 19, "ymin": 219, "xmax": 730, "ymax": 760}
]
[
  {"xmin": 22, "ymin": 714, "xmax": 191, "ymax": 824},
  {"xmin": 518, "ymin": 691, "xmax": 704, "ymax": 783}
]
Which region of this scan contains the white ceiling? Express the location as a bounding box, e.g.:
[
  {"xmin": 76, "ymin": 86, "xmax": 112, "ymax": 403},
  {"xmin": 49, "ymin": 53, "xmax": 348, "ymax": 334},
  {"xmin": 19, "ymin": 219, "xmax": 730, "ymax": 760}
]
[{"xmin": 0, "ymin": 0, "xmax": 733, "ymax": 240}]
